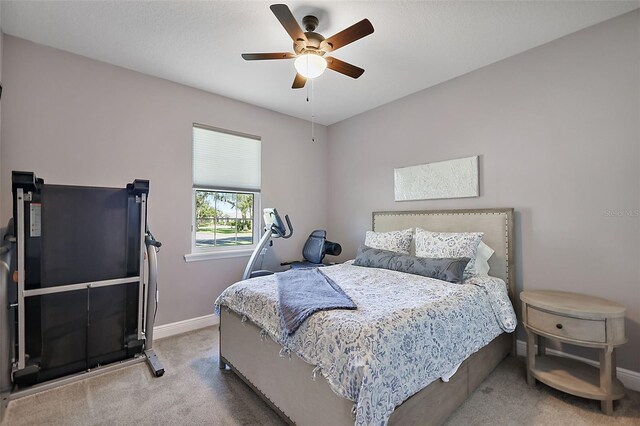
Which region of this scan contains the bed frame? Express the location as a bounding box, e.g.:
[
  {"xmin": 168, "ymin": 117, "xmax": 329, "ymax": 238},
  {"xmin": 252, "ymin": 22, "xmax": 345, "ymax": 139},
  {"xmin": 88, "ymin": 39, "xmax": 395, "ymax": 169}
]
[{"xmin": 219, "ymin": 208, "xmax": 515, "ymax": 425}]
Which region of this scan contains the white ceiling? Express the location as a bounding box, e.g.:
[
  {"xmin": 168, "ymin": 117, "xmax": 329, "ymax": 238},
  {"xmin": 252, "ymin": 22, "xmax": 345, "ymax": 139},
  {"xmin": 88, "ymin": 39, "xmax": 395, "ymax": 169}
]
[{"xmin": 2, "ymin": 1, "xmax": 638, "ymax": 125}]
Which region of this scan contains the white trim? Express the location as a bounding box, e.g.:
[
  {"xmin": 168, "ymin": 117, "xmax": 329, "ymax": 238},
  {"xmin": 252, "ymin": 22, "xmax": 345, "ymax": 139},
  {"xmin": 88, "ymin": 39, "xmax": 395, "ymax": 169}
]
[
  {"xmin": 516, "ymin": 339, "xmax": 640, "ymax": 392},
  {"xmin": 184, "ymin": 249, "xmax": 253, "ymax": 262},
  {"xmin": 153, "ymin": 314, "xmax": 219, "ymax": 340}
]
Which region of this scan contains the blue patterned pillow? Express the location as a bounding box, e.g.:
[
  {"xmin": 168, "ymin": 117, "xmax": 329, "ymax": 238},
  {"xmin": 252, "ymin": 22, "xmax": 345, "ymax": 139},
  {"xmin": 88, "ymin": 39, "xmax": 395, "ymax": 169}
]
[
  {"xmin": 353, "ymin": 245, "xmax": 470, "ymax": 284},
  {"xmin": 364, "ymin": 229, "xmax": 413, "ymax": 254},
  {"xmin": 414, "ymin": 229, "xmax": 483, "ymax": 278}
]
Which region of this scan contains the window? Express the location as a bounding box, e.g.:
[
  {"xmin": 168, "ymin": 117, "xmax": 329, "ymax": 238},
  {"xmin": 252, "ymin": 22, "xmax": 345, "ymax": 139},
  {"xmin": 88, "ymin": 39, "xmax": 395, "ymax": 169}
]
[
  {"xmin": 189, "ymin": 124, "xmax": 261, "ymax": 260},
  {"xmin": 194, "ymin": 190, "xmax": 255, "ymax": 248}
]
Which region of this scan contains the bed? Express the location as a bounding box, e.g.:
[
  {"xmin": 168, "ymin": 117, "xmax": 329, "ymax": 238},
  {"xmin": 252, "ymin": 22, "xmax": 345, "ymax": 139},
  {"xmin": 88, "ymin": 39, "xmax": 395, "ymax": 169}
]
[{"xmin": 216, "ymin": 208, "xmax": 516, "ymax": 425}]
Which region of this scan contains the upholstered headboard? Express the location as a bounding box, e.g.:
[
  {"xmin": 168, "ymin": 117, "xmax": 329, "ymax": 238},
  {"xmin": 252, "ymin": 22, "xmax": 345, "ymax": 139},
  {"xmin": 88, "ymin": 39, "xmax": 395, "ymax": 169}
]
[{"xmin": 372, "ymin": 209, "xmax": 515, "ymax": 302}]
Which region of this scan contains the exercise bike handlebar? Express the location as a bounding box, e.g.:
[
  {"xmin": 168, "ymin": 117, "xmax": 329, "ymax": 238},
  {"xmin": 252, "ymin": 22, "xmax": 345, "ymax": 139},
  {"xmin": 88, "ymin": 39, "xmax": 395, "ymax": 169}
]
[
  {"xmin": 272, "ymin": 214, "xmax": 293, "ymax": 239},
  {"xmin": 242, "ymin": 209, "xmax": 292, "ymax": 281}
]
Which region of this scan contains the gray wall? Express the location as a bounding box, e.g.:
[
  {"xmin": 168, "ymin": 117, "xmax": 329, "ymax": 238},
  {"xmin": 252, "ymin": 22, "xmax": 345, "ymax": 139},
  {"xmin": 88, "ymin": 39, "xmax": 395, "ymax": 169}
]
[
  {"xmin": 327, "ymin": 10, "xmax": 640, "ymax": 371},
  {"xmin": 0, "ymin": 36, "xmax": 328, "ymax": 326},
  {"xmin": 0, "ymin": 16, "xmax": 3, "ymax": 214}
]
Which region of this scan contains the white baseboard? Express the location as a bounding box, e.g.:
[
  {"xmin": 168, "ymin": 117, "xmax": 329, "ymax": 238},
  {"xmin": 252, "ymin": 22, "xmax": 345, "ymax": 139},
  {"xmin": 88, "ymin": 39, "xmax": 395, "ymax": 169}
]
[
  {"xmin": 516, "ymin": 339, "xmax": 640, "ymax": 392},
  {"xmin": 153, "ymin": 314, "xmax": 219, "ymax": 340}
]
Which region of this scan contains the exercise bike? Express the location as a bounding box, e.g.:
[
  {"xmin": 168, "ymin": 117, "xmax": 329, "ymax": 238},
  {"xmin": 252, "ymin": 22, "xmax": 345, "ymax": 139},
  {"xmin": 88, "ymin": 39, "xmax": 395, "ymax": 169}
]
[
  {"xmin": 242, "ymin": 208, "xmax": 293, "ymax": 280},
  {"xmin": 242, "ymin": 208, "xmax": 342, "ymax": 280}
]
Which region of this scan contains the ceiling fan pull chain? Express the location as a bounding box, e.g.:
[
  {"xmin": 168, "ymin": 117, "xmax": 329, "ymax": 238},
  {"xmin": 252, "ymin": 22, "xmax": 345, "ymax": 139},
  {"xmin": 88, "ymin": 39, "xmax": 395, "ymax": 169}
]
[{"xmin": 311, "ymin": 79, "xmax": 315, "ymax": 142}]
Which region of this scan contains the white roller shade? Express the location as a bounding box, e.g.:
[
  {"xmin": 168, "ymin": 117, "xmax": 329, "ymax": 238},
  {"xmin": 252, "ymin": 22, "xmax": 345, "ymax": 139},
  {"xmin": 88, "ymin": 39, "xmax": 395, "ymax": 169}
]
[{"xmin": 193, "ymin": 125, "xmax": 261, "ymax": 192}]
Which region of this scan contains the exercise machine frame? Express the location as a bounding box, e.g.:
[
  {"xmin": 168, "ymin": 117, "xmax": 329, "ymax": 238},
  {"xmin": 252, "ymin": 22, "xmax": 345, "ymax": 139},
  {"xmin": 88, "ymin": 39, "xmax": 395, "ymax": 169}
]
[
  {"xmin": 242, "ymin": 208, "xmax": 292, "ymax": 280},
  {"xmin": 0, "ymin": 175, "xmax": 164, "ymax": 419}
]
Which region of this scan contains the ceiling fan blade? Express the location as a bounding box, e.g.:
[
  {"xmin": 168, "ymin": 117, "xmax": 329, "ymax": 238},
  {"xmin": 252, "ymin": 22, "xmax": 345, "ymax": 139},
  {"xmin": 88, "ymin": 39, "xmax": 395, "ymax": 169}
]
[
  {"xmin": 326, "ymin": 57, "xmax": 365, "ymax": 79},
  {"xmin": 292, "ymin": 73, "xmax": 307, "ymax": 89},
  {"xmin": 270, "ymin": 4, "xmax": 308, "ymax": 45},
  {"xmin": 321, "ymin": 19, "xmax": 374, "ymax": 52},
  {"xmin": 241, "ymin": 52, "xmax": 297, "ymax": 61}
]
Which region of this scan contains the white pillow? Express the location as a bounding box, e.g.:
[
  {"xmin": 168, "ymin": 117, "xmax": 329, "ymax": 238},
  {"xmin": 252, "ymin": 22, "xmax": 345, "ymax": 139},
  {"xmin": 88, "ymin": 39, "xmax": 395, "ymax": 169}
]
[
  {"xmin": 364, "ymin": 229, "xmax": 413, "ymax": 254},
  {"xmin": 414, "ymin": 229, "xmax": 484, "ymax": 277},
  {"xmin": 471, "ymin": 241, "xmax": 495, "ymax": 276}
]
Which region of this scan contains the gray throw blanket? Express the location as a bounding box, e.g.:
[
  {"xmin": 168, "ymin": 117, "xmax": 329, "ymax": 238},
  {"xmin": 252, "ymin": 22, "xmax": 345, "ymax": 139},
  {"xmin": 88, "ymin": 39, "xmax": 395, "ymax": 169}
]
[{"xmin": 277, "ymin": 268, "xmax": 356, "ymax": 335}]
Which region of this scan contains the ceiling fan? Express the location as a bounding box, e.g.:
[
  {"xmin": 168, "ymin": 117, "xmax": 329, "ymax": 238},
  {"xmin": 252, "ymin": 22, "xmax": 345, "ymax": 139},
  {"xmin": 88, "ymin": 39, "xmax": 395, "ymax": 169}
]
[{"xmin": 242, "ymin": 4, "xmax": 374, "ymax": 89}]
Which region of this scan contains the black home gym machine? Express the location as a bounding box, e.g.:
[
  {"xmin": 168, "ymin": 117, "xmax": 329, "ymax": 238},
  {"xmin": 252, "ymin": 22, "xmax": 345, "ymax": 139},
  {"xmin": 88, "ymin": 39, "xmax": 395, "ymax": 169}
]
[{"xmin": 0, "ymin": 171, "xmax": 163, "ymax": 418}]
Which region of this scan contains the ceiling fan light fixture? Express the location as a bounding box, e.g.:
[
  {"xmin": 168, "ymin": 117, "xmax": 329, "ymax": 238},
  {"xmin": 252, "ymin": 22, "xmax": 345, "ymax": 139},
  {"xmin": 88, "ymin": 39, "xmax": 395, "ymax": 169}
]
[
  {"xmin": 294, "ymin": 53, "xmax": 327, "ymax": 79},
  {"xmin": 242, "ymin": 5, "xmax": 373, "ymax": 89}
]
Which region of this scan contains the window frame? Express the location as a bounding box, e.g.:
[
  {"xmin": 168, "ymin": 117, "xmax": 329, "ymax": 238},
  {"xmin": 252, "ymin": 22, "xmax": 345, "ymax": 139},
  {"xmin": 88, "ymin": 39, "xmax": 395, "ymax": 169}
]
[{"xmin": 185, "ymin": 124, "xmax": 262, "ymax": 262}]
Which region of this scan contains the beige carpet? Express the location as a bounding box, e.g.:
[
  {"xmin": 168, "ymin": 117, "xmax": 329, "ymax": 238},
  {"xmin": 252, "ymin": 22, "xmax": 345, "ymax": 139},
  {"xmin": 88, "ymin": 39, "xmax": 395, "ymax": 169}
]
[{"xmin": 2, "ymin": 326, "xmax": 639, "ymax": 425}]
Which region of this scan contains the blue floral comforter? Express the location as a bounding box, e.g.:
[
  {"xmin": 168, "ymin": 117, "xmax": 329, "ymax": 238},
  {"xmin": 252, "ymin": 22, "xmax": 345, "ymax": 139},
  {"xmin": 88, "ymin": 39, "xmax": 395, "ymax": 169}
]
[{"xmin": 215, "ymin": 263, "xmax": 516, "ymax": 426}]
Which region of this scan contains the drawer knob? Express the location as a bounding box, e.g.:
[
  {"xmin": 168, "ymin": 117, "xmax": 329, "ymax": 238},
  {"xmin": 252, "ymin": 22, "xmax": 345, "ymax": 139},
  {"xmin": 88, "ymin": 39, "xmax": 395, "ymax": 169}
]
[{"xmin": 556, "ymin": 323, "xmax": 563, "ymax": 329}]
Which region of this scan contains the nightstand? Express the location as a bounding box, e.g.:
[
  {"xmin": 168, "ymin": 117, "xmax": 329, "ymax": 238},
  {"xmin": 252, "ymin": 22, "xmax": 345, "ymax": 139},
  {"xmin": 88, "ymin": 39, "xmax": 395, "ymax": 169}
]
[{"xmin": 521, "ymin": 290, "xmax": 627, "ymax": 415}]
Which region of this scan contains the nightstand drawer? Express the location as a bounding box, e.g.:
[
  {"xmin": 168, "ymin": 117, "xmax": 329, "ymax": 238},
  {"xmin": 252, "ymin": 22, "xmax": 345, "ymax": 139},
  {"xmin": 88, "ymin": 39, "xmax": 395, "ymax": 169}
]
[{"xmin": 527, "ymin": 306, "xmax": 606, "ymax": 343}]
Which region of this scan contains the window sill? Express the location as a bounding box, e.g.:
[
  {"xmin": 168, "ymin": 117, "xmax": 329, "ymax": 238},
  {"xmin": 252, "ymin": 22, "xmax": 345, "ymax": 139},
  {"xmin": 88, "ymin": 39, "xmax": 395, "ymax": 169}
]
[{"xmin": 184, "ymin": 248, "xmax": 254, "ymax": 262}]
